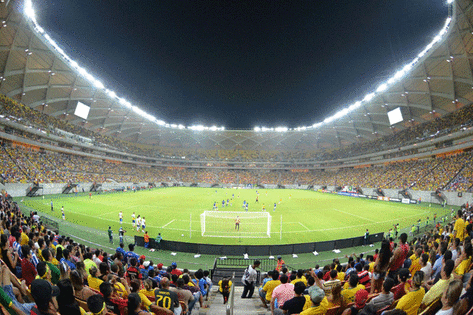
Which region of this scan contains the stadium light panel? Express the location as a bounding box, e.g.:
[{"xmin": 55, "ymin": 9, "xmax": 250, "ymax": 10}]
[
  {"xmin": 387, "ymin": 107, "xmax": 403, "ymax": 125},
  {"xmin": 74, "ymin": 102, "xmax": 91, "ymax": 120}
]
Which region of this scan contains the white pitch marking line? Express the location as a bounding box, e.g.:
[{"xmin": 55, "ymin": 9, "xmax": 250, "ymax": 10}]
[
  {"xmin": 162, "ymin": 219, "xmax": 175, "ymax": 228},
  {"xmin": 333, "ymin": 208, "xmax": 376, "ymax": 222},
  {"xmin": 276, "ymin": 211, "xmax": 430, "ymax": 234},
  {"xmin": 299, "ymin": 222, "xmax": 310, "ymax": 231},
  {"xmin": 96, "ymin": 210, "xmax": 122, "ymax": 218}
]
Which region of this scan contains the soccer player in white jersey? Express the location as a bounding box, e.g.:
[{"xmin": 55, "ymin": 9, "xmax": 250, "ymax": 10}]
[
  {"xmin": 141, "ymin": 217, "xmax": 146, "ymax": 233},
  {"xmin": 119, "ymin": 211, "xmax": 123, "ymax": 225},
  {"xmin": 132, "ymin": 212, "xmax": 136, "ymax": 227},
  {"xmin": 136, "ymin": 215, "xmax": 141, "ymax": 232}
]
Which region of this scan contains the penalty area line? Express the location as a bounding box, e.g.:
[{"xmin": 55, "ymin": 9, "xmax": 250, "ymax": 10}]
[
  {"xmin": 299, "ymin": 222, "xmax": 310, "ymax": 231},
  {"xmin": 162, "ymin": 219, "xmax": 175, "ymax": 228}
]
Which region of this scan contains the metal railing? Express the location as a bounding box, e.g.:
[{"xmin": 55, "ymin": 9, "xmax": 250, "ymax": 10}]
[
  {"xmin": 214, "ymin": 257, "xmax": 277, "ymax": 271},
  {"xmin": 226, "ymin": 272, "xmax": 235, "ymax": 315}
]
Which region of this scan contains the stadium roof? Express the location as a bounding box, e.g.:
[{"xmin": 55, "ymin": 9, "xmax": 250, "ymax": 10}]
[{"xmin": 0, "ymin": 0, "xmax": 472, "ymax": 151}]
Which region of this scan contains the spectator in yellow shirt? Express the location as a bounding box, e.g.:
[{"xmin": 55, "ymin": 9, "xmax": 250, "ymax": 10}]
[
  {"xmin": 341, "ymin": 274, "xmax": 365, "ymax": 303},
  {"xmin": 454, "ymin": 242, "xmax": 472, "ymax": 278},
  {"xmin": 409, "ymin": 248, "xmax": 423, "ymax": 278},
  {"xmin": 336, "ymin": 265, "xmax": 345, "ymax": 281},
  {"xmin": 396, "ymin": 270, "xmax": 425, "ymax": 315},
  {"xmin": 260, "ymin": 271, "xmax": 281, "ymax": 308},
  {"xmin": 453, "ymin": 210, "xmax": 466, "ymax": 241},
  {"xmin": 301, "ymin": 285, "xmax": 326, "ymax": 315},
  {"xmin": 291, "ymin": 270, "xmax": 308, "ymax": 286},
  {"xmin": 87, "ymin": 266, "xmax": 103, "ymax": 291},
  {"xmin": 422, "ymin": 259, "xmax": 454, "ymax": 307},
  {"xmin": 20, "ymin": 227, "xmax": 29, "ymax": 246}
]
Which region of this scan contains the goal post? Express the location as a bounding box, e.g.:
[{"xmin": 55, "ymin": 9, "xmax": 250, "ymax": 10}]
[{"xmin": 200, "ymin": 211, "xmax": 272, "ymax": 238}]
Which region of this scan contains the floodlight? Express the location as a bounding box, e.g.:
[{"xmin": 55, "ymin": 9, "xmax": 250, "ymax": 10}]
[
  {"xmin": 275, "ymin": 127, "xmax": 288, "ymax": 132},
  {"xmin": 387, "ymin": 107, "xmax": 403, "ymax": 125},
  {"xmin": 376, "ymin": 83, "xmax": 388, "ymax": 92},
  {"xmin": 74, "ymin": 102, "xmax": 91, "ymax": 120}
]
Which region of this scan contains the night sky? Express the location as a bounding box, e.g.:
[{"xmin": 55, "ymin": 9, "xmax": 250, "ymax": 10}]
[{"xmin": 34, "ymin": 0, "xmax": 449, "ymax": 129}]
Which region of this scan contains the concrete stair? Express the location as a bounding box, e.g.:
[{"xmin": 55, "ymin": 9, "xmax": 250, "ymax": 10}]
[{"xmin": 199, "ymin": 286, "xmax": 270, "ymax": 315}]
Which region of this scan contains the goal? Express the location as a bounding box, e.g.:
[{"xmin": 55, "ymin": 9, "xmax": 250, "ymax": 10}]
[{"xmin": 200, "ymin": 211, "xmax": 272, "ymax": 238}]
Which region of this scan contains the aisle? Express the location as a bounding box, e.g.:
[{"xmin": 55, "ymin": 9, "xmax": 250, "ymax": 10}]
[{"xmin": 204, "ymin": 286, "xmax": 270, "ymax": 315}]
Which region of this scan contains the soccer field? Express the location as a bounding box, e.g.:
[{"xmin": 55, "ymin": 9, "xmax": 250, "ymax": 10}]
[{"xmin": 21, "ymin": 187, "xmax": 446, "ymax": 245}]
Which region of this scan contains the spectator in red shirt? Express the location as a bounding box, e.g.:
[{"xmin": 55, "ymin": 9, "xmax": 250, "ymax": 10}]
[
  {"xmin": 323, "ymin": 264, "xmax": 335, "ymax": 281},
  {"xmin": 171, "ymin": 262, "xmax": 182, "ymax": 276},
  {"xmin": 125, "ymin": 258, "xmax": 142, "ymax": 282},
  {"xmin": 388, "ymin": 233, "xmax": 409, "ymax": 282},
  {"xmin": 391, "ymin": 268, "xmax": 410, "ymax": 300},
  {"xmin": 356, "ymin": 264, "xmax": 371, "ymax": 290},
  {"xmin": 100, "ymin": 281, "xmax": 127, "ymax": 315},
  {"xmin": 20, "ymin": 245, "xmax": 36, "ymax": 286}
]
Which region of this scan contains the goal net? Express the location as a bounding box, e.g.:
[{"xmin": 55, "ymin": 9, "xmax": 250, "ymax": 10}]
[{"xmin": 200, "ymin": 211, "xmax": 272, "ymax": 238}]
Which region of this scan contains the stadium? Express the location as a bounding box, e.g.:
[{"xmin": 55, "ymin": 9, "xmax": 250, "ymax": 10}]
[{"xmin": 0, "ymin": 0, "xmax": 471, "ymax": 314}]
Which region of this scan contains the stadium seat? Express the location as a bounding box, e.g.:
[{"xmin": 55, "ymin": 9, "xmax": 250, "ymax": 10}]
[
  {"xmin": 419, "ymin": 298, "xmax": 442, "ymax": 315},
  {"xmin": 325, "ymin": 306, "xmax": 340, "ymax": 315},
  {"xmin": 375, "ymin": 299, "xmax": 398, "ymax": 315},
  {"xmin": 153, "ymin": 307, "xmax": 173, "ymax": 315},
  {"xmin": 0, "ymin": 304, "xmax": 10, "ymax": 315},
  {"xmin": 76, "ymin": 298, "xmax": 89, "ymax": 312}
]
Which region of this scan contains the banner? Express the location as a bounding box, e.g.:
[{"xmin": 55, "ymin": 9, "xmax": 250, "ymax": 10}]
[{"xmin": 402, "ymin": 198, "xmax": 410, "ymax": 204}]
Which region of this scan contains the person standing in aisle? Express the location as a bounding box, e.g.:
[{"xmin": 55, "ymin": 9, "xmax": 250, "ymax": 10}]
[{"xmin": 241, "ymin": 260, "xmax": 261, "ymax": 299}]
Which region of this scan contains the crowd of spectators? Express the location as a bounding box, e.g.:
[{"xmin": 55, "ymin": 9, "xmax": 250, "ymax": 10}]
[
  {"xmin": 0, "ymin": 192, "xmax": 215, "ymax": 315},
  {"xmin": 1, "ymin": 143, "xmax": 473, "ymax": 192},
  {"xmin": 253, "ymin": 205, "xmax": 473, "ymax": 314},
  {"xmin": 2, "ymin": 94, "xmax": 473, "ymax": 164}
]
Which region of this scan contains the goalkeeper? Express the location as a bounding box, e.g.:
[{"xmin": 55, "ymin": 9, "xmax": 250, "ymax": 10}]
[{"xmin": 235, "ymin": 216, "xmax": 240, "ymax": 231}]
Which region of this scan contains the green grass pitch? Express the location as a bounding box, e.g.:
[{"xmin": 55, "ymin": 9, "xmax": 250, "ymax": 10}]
[{"xmin": 21, "ymin": 187, "xmax": 446, "ymax": 245}]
